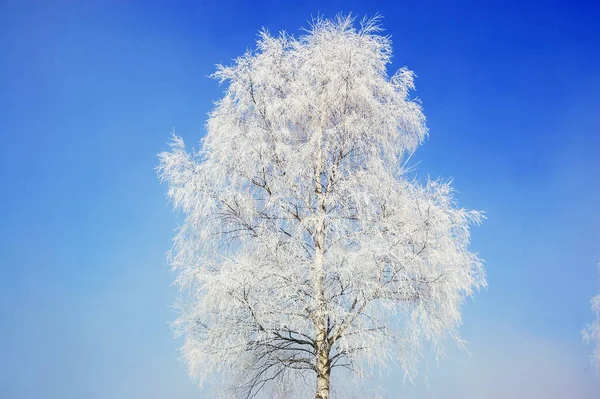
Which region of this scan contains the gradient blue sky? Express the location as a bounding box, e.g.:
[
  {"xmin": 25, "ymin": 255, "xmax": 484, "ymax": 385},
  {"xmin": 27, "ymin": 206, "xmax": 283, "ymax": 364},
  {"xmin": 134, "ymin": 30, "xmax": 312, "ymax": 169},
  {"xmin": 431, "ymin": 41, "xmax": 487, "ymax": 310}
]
[{"xmin": 1, "ymin": 1, "xmax": 599, "ymax": 398}]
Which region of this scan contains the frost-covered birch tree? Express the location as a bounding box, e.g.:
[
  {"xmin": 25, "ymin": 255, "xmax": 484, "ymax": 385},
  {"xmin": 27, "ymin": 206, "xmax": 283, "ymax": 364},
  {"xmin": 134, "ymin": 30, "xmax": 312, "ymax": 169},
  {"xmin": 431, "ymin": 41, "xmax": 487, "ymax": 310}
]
[{"xmin": 158, "ymin": 15, "xmax": 485, "ymax": 399}]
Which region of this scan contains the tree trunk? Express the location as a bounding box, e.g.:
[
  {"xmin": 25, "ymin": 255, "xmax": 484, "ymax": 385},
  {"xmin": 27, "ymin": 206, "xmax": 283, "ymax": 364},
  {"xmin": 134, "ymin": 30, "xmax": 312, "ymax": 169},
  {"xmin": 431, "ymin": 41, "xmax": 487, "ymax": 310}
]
[
  {"xmin": 314, "ymin": 241, "xmax": 331, "ymax": 399},
  {"xmin": 314, "ymin": 126, "xmax": 330, "ymax": 399},
  {"xmin": 315, "ymin": 330, "xmax": 331, "ymax": 399},
  {"xmin": 315, "ymin": 359, "xmax": 330, "ymax": 399}
]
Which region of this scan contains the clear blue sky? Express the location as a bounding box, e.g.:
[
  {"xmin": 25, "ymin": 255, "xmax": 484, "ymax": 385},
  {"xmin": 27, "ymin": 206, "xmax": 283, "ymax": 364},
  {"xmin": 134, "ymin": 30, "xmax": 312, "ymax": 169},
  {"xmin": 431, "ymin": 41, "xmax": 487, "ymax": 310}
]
[{"xmin": 1, "ymin": 1, "xmax": 599, "ymax": 398}]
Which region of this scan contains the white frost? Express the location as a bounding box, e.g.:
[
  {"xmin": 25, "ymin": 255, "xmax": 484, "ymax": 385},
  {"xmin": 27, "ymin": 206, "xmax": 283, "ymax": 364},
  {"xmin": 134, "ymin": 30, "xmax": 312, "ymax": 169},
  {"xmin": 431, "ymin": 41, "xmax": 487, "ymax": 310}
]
[{"xmin": 158, "ymin": 14, "xmax": 486, "ymax": 398}]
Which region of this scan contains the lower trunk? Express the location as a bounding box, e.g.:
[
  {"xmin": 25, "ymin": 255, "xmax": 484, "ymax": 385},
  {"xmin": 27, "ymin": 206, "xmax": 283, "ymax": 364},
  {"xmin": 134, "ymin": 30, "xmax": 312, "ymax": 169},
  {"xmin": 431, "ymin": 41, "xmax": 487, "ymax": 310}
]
[
  {"xmin": 315, "ymin": 361, "xmax": 330, "ymax": 399},
  {"xmin": 315, "ymin": 332, "xmax": 331, "ymax": 399}
]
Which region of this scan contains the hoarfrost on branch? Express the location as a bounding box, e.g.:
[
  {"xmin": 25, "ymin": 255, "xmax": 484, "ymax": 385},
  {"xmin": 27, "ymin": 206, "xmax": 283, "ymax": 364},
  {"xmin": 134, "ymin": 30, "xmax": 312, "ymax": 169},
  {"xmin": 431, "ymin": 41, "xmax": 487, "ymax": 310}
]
[{"xmin": 158, "ymin": 14, "xmax": 486, "ymax": 398}]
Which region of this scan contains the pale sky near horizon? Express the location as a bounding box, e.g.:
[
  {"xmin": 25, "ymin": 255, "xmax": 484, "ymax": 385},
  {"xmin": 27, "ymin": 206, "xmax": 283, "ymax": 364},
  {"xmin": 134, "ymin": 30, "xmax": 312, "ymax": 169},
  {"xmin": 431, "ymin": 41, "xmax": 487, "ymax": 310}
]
[{"xmin": 1, "ymin": 1, "xmax": 599, "ymax": 398}]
